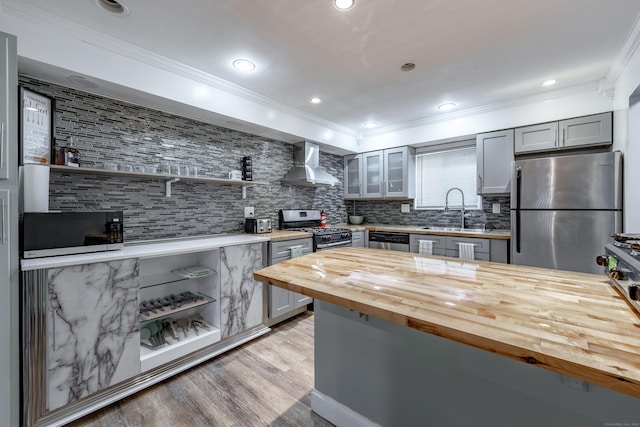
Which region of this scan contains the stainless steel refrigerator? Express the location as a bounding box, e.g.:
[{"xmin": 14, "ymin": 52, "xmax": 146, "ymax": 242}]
[
  {"xmin": 0, "ymin": 31, "xmax": 19, "ymax": 427},
  {"xmin": 511, "ymin": 151, "xmax": 622, "ymax": 274}
]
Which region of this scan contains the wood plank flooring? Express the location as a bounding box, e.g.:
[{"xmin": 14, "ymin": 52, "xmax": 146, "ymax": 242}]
[{"xmin": 68, "ymin": 312, "xmax": 333, "ymax": 427}]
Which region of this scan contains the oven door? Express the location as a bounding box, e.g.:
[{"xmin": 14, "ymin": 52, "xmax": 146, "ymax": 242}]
[{"xmin": 316, "ymin": 240, "xmax": 352, "ymax": 251}]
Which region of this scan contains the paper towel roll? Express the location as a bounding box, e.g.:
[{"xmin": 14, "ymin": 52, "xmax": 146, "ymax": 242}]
[{"xmin": 24, "ymin": 164, "xmax": 50, "ymax": 212}]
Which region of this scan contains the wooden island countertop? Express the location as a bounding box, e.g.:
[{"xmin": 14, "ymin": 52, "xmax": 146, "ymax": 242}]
[{"xmin": 254, "ymin": 247, "xmax": 640, "ymax": 399}]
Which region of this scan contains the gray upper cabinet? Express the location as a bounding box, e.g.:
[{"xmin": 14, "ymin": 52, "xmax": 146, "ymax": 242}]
[
  {"xmin": 362, "ymin": 150, "xmax": 384, "ymax": 198},
  {"xmin": 343, "ymin": 154, "xmax": 362, "ymax": 199},
  {"xmin": 0, "ymin": 32, "xmax": 17, "ymax": 181},
  {"xmin": 476, "ymin": 129, "xmax": 514, "ymax": 195},
  {"xmin": 514, "ymin": 112, "xmax": 612, "ymax": 154},
  {"xmin": 345, "ymin": 146, "xmax": 415, "ymax": 200}
]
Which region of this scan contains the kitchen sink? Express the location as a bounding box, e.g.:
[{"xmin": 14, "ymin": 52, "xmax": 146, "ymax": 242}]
[{"xmin": 421, "ymin": 226, "xmax": 488, "ymax": 233}]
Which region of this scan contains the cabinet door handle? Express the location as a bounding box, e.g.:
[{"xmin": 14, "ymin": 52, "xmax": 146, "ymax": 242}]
[
  {"xmin": 562, "ymin": 127, "xmax": 565, "ymax": 145},
  {"xmin": 0, "ymin": 197, "xmax": 4, "ymax": 245},
  {"xmin": 477, "ymin": 174, "xmax": 483, "ymax": 193},
  {"xmin": 0, "ymin": 122, "xmax": 4, "ymax": 171},
  {"xmin": 52, "ymin": 308, "xmax": 57, "ymax": 352},
  {"xmin": 553, "ymin": 125, "xmax": 558, "ymax": 147}
]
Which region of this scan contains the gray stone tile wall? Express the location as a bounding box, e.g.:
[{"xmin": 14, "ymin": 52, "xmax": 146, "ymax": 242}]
[
  {"xmin": 349, "ymin": 195, "xmax": 511, "ymax": 230},
  {"xmin": 20, "ymin": 76, "xmax": 510, "ymax": 241},
  {"xmin": 20, "ymin": 77, "xmax": 348, "ymax": 241}
]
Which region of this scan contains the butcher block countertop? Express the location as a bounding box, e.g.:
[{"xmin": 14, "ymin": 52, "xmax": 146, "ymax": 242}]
[
  {"xmin": 264, "ymin": 230, "xmax": 313, "ymax": 242},
  {"xmin": 254, "ymin": 247, "xmax": 640, "ymax": 398}
]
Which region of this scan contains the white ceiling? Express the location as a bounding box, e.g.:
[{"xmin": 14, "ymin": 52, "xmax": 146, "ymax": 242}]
[{"xmin": 7, "ymin": 0, "xmax": 640, "ymax": 141}]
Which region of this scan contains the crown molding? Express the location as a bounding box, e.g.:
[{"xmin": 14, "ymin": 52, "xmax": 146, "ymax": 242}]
[
  {"xmin": 606, "ymin": 11, "xmax": 640, "ymax": 84},
  {"xmin": 0, "ymin": 0, "xmax": 357, "ymax": 137},
  {"xmin": 363, "ymin": 80, "xmax": 602, "ymax": 136}
]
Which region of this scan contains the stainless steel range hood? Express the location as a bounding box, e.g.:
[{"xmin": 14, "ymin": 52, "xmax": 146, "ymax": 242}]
[{"xmin": 281, "ymin": 141, "xmax": 340, "ymax": 186}]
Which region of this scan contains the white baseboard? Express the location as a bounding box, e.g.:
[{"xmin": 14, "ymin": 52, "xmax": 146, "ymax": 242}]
[{"xmin": 310, "ymin": 389, "xmax": 382, "ymax": 427}]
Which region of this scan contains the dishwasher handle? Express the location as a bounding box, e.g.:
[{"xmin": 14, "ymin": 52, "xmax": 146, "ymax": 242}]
[{"xmin": 368, "ymin": 231, "xmax": 410, "ymax": 245}]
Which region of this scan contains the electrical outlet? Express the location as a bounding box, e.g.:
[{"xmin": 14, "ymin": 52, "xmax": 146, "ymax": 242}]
[
  {"xmin": 244, "ymin": 207, "xmax": 255, "ymax": 218},
  {"xmin": 401, "ymin": 203, "xmax": 411, "ymax": 213},
  {"xmin": 492, "ymin": 203, "xmax": 500, "ymax": 214}
]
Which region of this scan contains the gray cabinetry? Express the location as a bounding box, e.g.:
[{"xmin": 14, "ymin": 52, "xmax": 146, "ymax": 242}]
[
  {"xmin": 344, "ymin": 154, "xmax": 362, "ymax": 199},
  {"xmin": 445, "ymin": 236, "xmax": 490, "ymax": 261},
  {"xmin": 345, "ymin": 147, "xmax": 415, "ymax": 199},
  {"xmin": 409, "ymin": 234, "xmax": 446, "ymax": 255},
  {"xmin": 410, "ymin": 234, "xmax": 508, "ymax": 263},
  {"xmin": 220, "ymin": 243, "xmax": 265, "ymax": 339},
  {"xmin": 268, "ymin": 238, "xmax": 313, "ymax": 325},
  {"xmin": 514, "ymin": 112, "xmax": 612, "ymax": 154},
  {"xmin": 351, "ymin": 231, "xmax": 364, "ymax": 247},
  {"xmin": 476, "ymin": 129, "xmax": 514, "ymax": 194},
  {"xmin": 46, "ymin": 260, "xmax": 141, "ymax": 411},
  {"xmin": 0, "ymin": 32, "xmax": 16, "ymax": 181}
]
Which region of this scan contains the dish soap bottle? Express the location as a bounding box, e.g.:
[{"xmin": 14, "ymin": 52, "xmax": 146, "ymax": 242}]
[{"xmin": 320, "ymin": 210, "xmax": 327, "ymax": 228}]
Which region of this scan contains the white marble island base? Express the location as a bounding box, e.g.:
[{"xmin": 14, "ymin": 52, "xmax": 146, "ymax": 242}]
[{"xmin": 313, "ymin": 300, "xmax": 640, "ymax": 427}]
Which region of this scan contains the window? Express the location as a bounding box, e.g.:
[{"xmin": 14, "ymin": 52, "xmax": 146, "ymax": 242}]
[{"xmin": 415, "ymin": 142, "xmax": 482, "ymax": 210}]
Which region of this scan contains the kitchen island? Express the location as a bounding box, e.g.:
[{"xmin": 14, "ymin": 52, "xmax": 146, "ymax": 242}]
[{"xmin": 254, "ymin": 247, "xmax": 640, "ymax": 426}]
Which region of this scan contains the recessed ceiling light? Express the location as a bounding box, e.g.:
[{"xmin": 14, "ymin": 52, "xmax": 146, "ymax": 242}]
[
  {"xmin": 67, "ymin": 75, "xmax": 99, "ymax": 89},
  {"xmin": 334, "ymin": 0, "xmax": 355, "ymax": 10},
  {"xmin": 363, "ymin": 121, "xmax": 378, "ymax": 129},
  {"xmin": 93, "ymin": 0, "xmax": 129, "ymax": 15},
  {"xmin": 438, "ymin": 103, "xmax": 456, "ymax": 111},
  {"xmin": 310, "ymin": 97, "xmax": 322, "ymax": 104},
  {"xmin": 400, "ymin": 63, "xmax": 416, "ymax": 72},
  {"xmin": 233, "ymin": 59, "xmax": 256, "ymax": 72},
  {"xmin": 541, "ymin": 79, "xmax": 558, "ymax": 87}
]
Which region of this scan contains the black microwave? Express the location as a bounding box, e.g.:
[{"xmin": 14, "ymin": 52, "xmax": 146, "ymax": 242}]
[{"xmin": 22, "ymin": 211, "xmax": 124, "ymax": 258}]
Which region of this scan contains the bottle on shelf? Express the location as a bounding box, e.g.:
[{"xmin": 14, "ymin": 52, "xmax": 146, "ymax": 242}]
[{"xmin": 55, "ymin": 136, "xmax": 80, "ymax": 167}]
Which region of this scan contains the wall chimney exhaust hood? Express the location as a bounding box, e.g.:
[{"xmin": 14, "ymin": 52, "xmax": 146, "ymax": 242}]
[{"xmin": 281, "ymin": 141, "xmax": 340, "ymax": 186}]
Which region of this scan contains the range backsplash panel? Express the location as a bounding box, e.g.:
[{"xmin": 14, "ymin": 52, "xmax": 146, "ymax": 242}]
[{"xmin": 20, "ymin": 76, "xmax": 510, "ymax": 241}]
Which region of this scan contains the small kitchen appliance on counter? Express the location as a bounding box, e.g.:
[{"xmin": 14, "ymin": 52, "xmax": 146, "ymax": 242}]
[
  {"xmin": 21, "ymin": 211, "xmax": 124, "ymax": 258},
  {"xmin": 279, "ymin": 209, "xmax": 352, "ymax": 251},
  {"xmin": 245, "ymin": 218, "xmax": 272, "ymax": 234},
  {"xmin": 598, "ymin": 234, "xmax": 640, "ymax": 315}
]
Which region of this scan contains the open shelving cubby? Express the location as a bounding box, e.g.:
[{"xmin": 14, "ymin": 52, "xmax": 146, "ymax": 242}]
[{"xmin": 138, "ymin": 250, "xmax": 221, "ymax": 372}]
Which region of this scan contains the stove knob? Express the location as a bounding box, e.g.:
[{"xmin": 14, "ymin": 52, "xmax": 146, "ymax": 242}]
[
  {"xmin": 342, "ymin": 232, "xmax": 350, "ymax": 238},
  {"xmin": 629, "ymin": 285, "xmax": 640, "ymax": 301},
  {"xmin": 322, "ymin": 235, "xmax": 331, "ymax": 242},
  {"xmin": 596, "ymin": 255, "xmax": 608, "ymax": 266}
]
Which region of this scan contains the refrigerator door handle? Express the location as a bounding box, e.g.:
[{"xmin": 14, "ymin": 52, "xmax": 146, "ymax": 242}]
[{"xmin": 516, "ymin": 166, "xmax": 522, "ymax": 253}]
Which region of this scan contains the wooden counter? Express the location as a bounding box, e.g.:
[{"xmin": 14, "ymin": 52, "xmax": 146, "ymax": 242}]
[
  {"xmin": 263, "ymin": 230, "xmax": 313, "ymax": 242},
  {"xmin": 254, "ymin": 247, "xmax": 640, "ymax": 398}
]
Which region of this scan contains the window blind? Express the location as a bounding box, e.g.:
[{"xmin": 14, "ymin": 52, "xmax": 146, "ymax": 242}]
[{"xmin": 415, "ymin": 145, "xmax": 481, "ymax": 209}]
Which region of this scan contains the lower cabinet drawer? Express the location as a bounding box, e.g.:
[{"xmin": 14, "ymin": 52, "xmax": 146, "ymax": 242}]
[
  {"xmin": 446, "ymin": 236, "xmax": 490, "ymax": 253},
  {"xmin": 445, "ymin": 249, "xmax": 490, "ymax": 261}
]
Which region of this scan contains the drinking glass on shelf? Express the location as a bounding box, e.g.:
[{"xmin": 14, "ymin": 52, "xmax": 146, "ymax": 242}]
[
  {"xmin": 104, "ymin": 161, "xmax": 118, "ymax": 171},
  {"xmin": 146, "ymin": 165, "xmax": 158, "ymax": 174},
  {"xmin": 119, "ymin": 163, "xmax": 133, "ymax": 172},
  {"xmin": 159, "ymin": 160, "xmax": 171, "ymax": 175},
  {"xmin": 190, "ymin": 165, "xmax": 199, "ymax": 177},
  {"xmin": 133, "ymin": 164, "xmax": 145, "ymax": 173}
]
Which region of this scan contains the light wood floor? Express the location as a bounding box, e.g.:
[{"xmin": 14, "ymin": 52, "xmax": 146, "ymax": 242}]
[{"xmin": 68, "ymin": 312, "xmax": 333, "ymax": 427}]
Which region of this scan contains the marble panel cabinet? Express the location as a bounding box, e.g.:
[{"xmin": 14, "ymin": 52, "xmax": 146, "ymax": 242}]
[
  {"xmin": 47, "ymin": 259, "xmax": 140, "ymax": 411},
  {"xmin": 220, "ymin": 243, "xmax": 265, "ymax": 338}
]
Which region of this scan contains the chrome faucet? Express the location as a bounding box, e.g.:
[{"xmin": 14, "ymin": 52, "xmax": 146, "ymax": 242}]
[{"xmin": 444, "ymin": 187, "xmax": 466, "ymax": 229}]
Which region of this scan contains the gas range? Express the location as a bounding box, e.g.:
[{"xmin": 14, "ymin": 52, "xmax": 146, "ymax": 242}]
[
  {"xmin": 598, "ymin": 234, "xmax": 640, "ymax": 314},
  {"xmin": 279, "ymin": 209, "xmax": 352, "ymax": 251}
]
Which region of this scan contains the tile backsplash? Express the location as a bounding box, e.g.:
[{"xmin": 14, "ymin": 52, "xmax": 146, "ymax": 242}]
[
  {"xmin": 20, "ymin": 76, "xmax": 510, "ymax": 241},
  {"xmin": 20, "ymin": 77, "xmax": 347, "ymax": 241}
]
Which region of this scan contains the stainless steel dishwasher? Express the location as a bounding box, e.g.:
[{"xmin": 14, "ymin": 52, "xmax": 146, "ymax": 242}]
[{"xmin": 368, "ymin": 231, "xmax": 410, "ymax": 251}]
